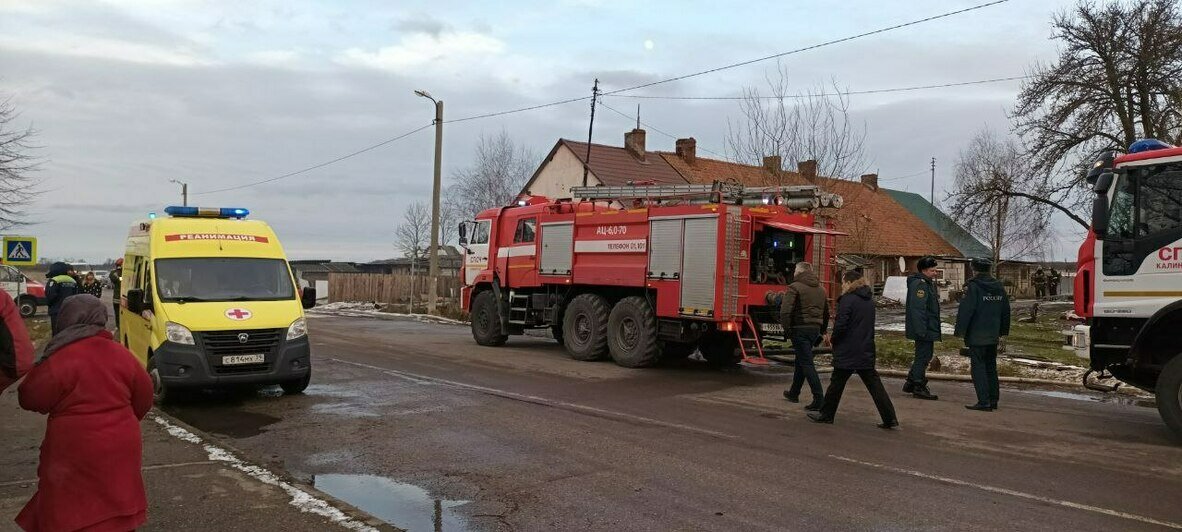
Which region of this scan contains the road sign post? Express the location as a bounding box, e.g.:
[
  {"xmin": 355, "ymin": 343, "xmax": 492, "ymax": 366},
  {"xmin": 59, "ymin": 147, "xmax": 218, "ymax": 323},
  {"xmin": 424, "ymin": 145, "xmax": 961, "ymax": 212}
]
[{"xmin": 2, "ymin": 236, "xmax": 37, "ymax": 266}]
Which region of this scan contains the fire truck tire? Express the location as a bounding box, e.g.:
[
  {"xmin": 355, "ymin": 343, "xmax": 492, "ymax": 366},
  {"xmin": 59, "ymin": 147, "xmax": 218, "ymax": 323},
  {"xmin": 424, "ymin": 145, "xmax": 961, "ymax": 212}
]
[
  {"xmin": 1156, "ymin": 354, "xmax": 1182, "ymax": 441},
  {"xmin": 471, "ymin": 290, "xmax": 508, "ymax": 346},
  {"xmin": 699, "ymin": 333, "xmax": 740, "ymax": 368},
  {"xmin": 607, "ymin": 296, "xmax": 661, "ymax": 368},
  {"xmin": 660, "ymin": 341, "xmax": 697, "ymax": 361},
  {"xmin": 563, "ymin": 293, "xmax": 610, "ymax": 361}
]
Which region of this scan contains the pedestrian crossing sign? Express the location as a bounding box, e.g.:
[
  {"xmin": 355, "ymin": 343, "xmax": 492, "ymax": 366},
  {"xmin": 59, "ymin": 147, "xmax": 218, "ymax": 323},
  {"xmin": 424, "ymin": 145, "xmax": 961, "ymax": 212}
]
[{"xmin": 2, "ymin": 237, "xmax": 37, "ymax": 266}]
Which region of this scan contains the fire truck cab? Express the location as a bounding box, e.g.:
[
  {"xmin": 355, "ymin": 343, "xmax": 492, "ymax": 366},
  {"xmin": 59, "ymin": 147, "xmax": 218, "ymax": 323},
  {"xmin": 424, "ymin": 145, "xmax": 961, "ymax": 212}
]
[
  {"xmin": 459, "ymin": 181, "xmax": 844, "ymax": 369},
  {"xmin": 1072, "ymin": 139, "xmax": 1182, "ymax": 439}
]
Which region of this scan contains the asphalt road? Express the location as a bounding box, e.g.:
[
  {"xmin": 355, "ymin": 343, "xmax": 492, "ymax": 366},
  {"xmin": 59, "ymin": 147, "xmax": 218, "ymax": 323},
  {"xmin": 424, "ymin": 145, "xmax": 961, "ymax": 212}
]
[{"xmin": 163, "ymin": 314, "xmax": 1182, "ymax": 531}]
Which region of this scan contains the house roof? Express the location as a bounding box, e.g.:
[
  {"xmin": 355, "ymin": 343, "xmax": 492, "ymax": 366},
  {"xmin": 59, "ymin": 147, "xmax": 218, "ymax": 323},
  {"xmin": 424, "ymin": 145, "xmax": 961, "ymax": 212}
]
[
  {"xmin": 659, "ymin": 153, "xmax": 962, "ymax": 257},
  {"xmin": 885, "ymin": 190, "xmax": 992, "ymax": 258},
  {"xmin": 522, "ymin": 139, "xmax": 687, "ymax": 194}
]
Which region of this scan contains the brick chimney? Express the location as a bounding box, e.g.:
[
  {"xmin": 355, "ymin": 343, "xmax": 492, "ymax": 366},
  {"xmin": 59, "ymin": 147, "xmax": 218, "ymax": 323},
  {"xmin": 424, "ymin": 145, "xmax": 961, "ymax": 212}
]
[
  {"xmin": 797, "ymin": 160, "xmax": 818, "ymax": 182},
  {"xmin": 860, "ymin": 173, "xmax": 879, "ymax": 191},
  {"xmin": 763, "ymin": 155, "xmax": 782, "ymax": 174},
  {"xmin": 624, "ymin": 128, "xmax": 646, "ymax": 161},
  {"xmin": 675, "ymin": 137, "xmax": 697, "ymax": 165}
]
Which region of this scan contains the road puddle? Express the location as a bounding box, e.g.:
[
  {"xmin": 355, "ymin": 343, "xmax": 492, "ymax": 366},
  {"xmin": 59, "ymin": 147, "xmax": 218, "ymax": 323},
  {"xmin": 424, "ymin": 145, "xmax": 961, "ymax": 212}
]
[
  {"xmin": 314, "ymin": 474, "xmax": 469, "ymax": 531},
  {"xmin": 1015, "ymin": 389, "xmax": 1156, "ymax": 408}
]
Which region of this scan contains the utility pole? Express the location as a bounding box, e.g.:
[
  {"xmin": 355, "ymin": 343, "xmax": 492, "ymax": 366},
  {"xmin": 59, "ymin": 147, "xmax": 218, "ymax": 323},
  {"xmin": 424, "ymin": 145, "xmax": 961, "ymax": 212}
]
[
  {"xmin": 929, "ymin": 157, "xmax": 936, "ymax": 206},
  {"xmin": 170, "ymin": 179, "xmax": 188, "ymax": 206},
  {"xmin": 415, "ymin": 89, "xmax": 444, "ymax": 315},
  {"xmin": 582, "ymin": 79, "xmax": 599, "ymax": 187}
]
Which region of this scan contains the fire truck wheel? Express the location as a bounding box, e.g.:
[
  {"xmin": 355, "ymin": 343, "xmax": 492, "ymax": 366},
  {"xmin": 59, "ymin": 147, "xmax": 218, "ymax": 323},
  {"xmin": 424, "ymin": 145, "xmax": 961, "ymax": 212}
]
[
  {"xmin": 660, "ymin": 341, "xmax": 697, "ymax": 361},
  {"xmin": 563, "ymin": 293, "xmax": 610, "ymax": 361},
  {"xmin": 471, "ymin": 290, "xmax": 508, "ymax": 346},
  {"xmin": 699, "ymin": 333, "xmax": 740, "ymax": 368},
  {"xmin": 607, "ymin": 296, "xmax": 660, "ymax": 368},
  {"xmin": 1156, "ymin": 354, "xmax": 1182, "ymax": 441}
]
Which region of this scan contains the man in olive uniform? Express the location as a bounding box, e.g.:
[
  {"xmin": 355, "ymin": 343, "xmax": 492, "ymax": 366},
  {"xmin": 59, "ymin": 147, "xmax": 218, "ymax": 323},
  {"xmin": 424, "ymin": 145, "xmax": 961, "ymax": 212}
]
[
  {"xmin": 780, "ymin": 262, "xmax": 830, "ymax": 411},
  {"xmin": 1031, "ymin": 267, "xmax": 1046, "ymax": 299},
  {"xmin": 1048, "ymin": 268, "xmax": 1061, "ymax": 298},
  {"xmin": 955, "ymin": 258, "xmax": 1012, "ymax": 411},
  {"xmin": 903, "ymin": 256, "xmax": 940, "ymax": 400}
]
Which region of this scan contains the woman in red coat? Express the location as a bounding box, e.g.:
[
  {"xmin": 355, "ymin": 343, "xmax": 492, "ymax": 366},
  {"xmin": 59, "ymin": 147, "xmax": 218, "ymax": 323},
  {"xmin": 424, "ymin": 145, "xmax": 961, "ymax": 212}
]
[{"xmin": 17, "ymin": 294, "xmax": 154, "ymax": 532}]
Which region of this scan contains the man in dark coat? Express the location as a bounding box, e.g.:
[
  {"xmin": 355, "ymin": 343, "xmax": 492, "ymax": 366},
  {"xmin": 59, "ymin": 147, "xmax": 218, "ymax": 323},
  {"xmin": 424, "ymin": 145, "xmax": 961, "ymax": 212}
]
[
  {"xmin": 1048, "ymin": 269, "xmax": 1061, "ymax": 297},
  {"xmin": 903, "ymin": 256, "xmax": 941, "ymax": 400},
  {"xmin": 807, "ymin": 270, "xmax": 897, "ymax": 428},
  {"xmin": 45, "ymin": 262, "xmax": 79, "ymax": 334},
  {"xmin": 780, "ymin": 262, "xmax": 830, "ymax": 411},
  {"xmin": 109, "ymin": 258, "xmax": 123, "ymax": 330},
  {"xmin": 955, "ymin": 258, "xmax": 1012, "ymax": 411},
  {"xmin": 1032, "ymin": 268, "xmax": 1046, "ymax": 298}
]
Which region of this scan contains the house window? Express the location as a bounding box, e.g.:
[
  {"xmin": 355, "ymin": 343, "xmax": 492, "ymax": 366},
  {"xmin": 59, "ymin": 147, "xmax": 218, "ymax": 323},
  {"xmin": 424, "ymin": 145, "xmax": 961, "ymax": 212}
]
[{"xmin": 514, "ymin": 218, "xmax": 536, "ymax": 243}]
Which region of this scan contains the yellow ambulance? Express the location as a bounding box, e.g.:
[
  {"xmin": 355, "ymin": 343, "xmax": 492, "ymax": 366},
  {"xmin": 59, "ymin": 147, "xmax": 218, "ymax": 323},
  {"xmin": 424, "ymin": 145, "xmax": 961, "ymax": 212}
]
[{"xmin": 121, "ymin": 206, "xmax": 315, "ymax": 401}]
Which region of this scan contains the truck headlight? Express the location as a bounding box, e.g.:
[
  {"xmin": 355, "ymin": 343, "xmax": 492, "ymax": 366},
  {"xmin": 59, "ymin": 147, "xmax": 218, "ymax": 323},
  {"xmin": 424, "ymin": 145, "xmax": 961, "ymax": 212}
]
[
  {"xmin": 287, "ymin": 317, "xmax": 307, "ymax": 340},
  {"xmin": 165, "ymin": 322, "xmax": 195, "ymax": 345}
]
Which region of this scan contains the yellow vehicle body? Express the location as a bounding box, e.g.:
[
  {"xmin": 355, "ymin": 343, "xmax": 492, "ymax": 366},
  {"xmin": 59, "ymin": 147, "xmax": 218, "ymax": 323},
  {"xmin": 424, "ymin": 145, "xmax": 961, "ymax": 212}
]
[{"xmin": 121, "ymin": 211, "xmax": 313, "ymax": 399}]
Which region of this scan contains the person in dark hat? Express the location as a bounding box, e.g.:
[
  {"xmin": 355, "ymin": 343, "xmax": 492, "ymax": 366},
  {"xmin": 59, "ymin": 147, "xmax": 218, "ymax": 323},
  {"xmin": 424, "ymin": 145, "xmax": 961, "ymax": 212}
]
[
  {"xmin": 955, "ymin": 258, "xmax": 1012, "ymax": 411},
  {"xmin": 807, "ymin": 270, "xmax": 898, "ymax": 428},
  {"xmin": 109, "ymin": 258, "xmax": 124, "ymax": 330},
  {"xmin": 903, "ymin": 256, "xmax": 941, "ymax": 400}
]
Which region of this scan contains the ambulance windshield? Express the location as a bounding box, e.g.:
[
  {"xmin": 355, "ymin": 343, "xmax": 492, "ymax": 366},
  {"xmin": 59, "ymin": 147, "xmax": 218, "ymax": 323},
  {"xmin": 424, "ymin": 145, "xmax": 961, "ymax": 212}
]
[{"xmin": 155, "ymin": 258, "xmax": 295, "ymax": 302}]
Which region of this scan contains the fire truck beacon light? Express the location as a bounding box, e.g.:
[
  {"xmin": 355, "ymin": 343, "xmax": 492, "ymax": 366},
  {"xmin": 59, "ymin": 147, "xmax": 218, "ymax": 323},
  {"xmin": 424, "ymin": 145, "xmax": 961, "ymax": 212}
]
[{"xmin": 1129, "ymin": 139, "xmax": 1174, "ymax": 153}]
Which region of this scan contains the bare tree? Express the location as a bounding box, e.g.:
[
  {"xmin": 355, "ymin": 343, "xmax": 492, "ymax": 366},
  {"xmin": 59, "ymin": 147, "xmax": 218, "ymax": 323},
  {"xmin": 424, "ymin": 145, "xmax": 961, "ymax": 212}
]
[
  {"xmin": 447, "ymin": 130, "xmax": 537, "ymax": 218},
  {"xmin": 0, "ymin": 97, "xmax": 41, "ymax": 229},
  {"xmin": 394, "ymin": 201, "xmax": 431, "ymax": 271},
  {"xmin": 1011, "ymin": 0, "xmax": 1182, "ymax": 225},
  {"xmin": 438, "ymin": 195, "xmax": 459, "ymax": 247},
  {"xmin": 726, "ymin": 62, "xmax": 868, "ymax": 181},
  {"xmin": 947, "ymin": 129, "xmax": 1052, "ymax": 265}
]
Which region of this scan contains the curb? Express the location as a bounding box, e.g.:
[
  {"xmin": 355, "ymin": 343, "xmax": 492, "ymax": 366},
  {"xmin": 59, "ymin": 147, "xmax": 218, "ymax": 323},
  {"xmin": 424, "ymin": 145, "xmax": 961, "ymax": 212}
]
[
  {"xmin": 875, "ymin": 368, "xmax": 1100, "ymax": 390},
  {"xmin": 149, "ymin": 409, "xmax": 397, "ymax": 531}
]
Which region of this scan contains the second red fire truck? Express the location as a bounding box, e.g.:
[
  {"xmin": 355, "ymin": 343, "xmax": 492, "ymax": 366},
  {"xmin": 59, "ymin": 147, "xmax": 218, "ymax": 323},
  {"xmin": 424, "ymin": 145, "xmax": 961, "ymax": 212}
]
[{"xmin": 458, "ymin": 181, "xmax": 844, "ymax": 368}]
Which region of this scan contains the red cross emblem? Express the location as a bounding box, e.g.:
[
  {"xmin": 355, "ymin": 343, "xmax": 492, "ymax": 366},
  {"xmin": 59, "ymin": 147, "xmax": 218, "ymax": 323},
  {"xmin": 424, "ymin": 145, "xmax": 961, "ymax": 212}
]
[{"xmin": 225, "ymin": 308, "xmax": 252, "ymax": 321}]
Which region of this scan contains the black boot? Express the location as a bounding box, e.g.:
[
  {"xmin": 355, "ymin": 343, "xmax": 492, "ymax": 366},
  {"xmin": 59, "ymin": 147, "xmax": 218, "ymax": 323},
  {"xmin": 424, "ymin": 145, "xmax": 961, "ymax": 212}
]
[
  {"xmin": 783, "ymin": 390, "xmax": 799, "ymax": 403},
  {"xmin": 877, "ymin": 420, "xmax": 899, "ymax": 430},
  {"xmin": 902, "ymin": 380, "xmax": 915, "ymax": 394},
  {"xmin": 804, "ymin": 398, "xmax": 824, "ymax": 411},
  {"xmin": 911, "ymin": 381, "xmax": 939, "ymax": 400},
  {"xmin": 807, "ymin": 412, "xmax": 833, "ymax": 424}
]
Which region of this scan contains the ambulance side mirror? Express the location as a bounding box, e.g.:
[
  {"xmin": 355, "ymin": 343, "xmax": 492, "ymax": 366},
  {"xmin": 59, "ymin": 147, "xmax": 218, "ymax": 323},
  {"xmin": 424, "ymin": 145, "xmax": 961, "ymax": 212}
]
[
  {"xmin": 301, "ymin": 287, "xmax": 317, "ymax": 310},
  {"xmin": 126, "ymin": 288, "xmax": 146, "ymax": 314}
]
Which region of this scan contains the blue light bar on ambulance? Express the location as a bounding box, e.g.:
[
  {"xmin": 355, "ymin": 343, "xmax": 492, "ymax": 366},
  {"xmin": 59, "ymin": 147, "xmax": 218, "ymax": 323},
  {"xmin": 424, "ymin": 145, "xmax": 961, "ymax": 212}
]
[{"xmin": 163, "ymin": 206, "xmax": 250, "ymax": 219}]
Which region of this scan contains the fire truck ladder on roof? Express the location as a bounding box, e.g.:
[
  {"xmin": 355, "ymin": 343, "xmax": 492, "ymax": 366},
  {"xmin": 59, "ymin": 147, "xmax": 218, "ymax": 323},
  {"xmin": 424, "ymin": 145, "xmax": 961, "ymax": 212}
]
[{"xmin": 570, "ymin": 181, "xmax": 745, "ymax": 204}]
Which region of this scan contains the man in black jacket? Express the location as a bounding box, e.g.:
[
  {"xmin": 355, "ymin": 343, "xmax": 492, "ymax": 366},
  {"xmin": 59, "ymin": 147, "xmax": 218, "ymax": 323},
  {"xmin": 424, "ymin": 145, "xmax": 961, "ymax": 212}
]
[
  {"xmin": 780, "ymin": 262, "xmax": 829, "ymax": 411},
  {"xmin": 45, "ymin": 262, "xmax": 80, "ymax": 334},
  {"xmin": 807, "ymin": 270, "xmax": 897, "ymax": 428},
  {"xmin": 109, "ymin": 259, "xmax": 123, "ymax": 330},
  {"xmin": 955, "ymin": 258, "xmax": 1012, "ymax": 411},
  {"xmin": 903, "ymin": 256, "xmax": 941, "ymax": 400}
]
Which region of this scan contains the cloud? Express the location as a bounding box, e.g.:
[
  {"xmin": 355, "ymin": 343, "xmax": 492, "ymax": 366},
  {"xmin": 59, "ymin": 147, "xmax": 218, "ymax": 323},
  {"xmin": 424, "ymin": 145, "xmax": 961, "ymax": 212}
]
[
  {"xmin": 336, "ymin": 31, "xmax": 505, "ymax": 72},
  {"xmin": 393, "ymin": 13, "xmax": 448, "ymax": 37},
  {"xmin": 0, "ymin": 35, "xmax": 212, "ymax": 67},
  {"xmin": 243, "ymin": 49, "xmax": 303, "ymax": 67}
]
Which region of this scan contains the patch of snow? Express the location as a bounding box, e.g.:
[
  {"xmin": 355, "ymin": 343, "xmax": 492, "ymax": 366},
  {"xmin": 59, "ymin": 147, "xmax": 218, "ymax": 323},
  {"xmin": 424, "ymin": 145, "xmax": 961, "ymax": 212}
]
[
  {"xmin": 307, "ymin": 301, "xmax": 467, "ymax": 326},
  {"xmin": 877, "ymin": 321, "xmax": 956, "ymax": 335},
  {"xmin": 880, "ymin": 276, "xmax": 909, "ymax": 303},
  {"xmin": 151, "ymin": 415, "xmax": 378, "ymax": 531}
]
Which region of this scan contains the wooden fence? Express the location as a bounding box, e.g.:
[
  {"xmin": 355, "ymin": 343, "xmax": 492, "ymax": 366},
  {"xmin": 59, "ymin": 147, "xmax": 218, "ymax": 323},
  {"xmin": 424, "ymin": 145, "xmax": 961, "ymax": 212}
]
[{"xmin": 327, "ymin": 273, "xmax": 462, "ymax": 306}]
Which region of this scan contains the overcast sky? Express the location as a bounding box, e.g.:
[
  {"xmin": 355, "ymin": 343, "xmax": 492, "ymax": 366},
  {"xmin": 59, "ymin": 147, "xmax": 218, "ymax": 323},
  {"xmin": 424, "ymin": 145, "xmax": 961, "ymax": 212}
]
[{"xmin": 0, "ymin": 0, "xmax": 1086, "ymax": 263}]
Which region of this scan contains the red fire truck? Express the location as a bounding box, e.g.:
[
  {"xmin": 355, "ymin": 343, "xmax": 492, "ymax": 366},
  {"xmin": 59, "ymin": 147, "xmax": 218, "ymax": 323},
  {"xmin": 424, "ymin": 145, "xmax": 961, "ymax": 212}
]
[
  {"xmin": 1070, "ymin": 139, "xmax": 1182, "ymax": 439},
  {"xmin": 458, "ymin": 181, "xmax": 844, "ymax": 368}
]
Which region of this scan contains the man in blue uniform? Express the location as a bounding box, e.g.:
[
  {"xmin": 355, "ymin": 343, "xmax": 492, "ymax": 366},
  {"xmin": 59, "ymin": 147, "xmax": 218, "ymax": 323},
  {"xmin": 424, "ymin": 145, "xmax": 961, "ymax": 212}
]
[
  {"xmin": 903, "ymin": 256, "xmax": 941, "ymax": 400},
  {"xmin": 955, "ymin": 257, "xmax": 1012, "ymax": 411}
]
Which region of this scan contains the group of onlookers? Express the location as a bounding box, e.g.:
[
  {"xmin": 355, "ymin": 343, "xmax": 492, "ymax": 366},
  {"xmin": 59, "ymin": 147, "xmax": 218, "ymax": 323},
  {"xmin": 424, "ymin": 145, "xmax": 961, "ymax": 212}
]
[{"xmin": 778, "ymin": 255, "xmax": 1012, "ymax": 428}]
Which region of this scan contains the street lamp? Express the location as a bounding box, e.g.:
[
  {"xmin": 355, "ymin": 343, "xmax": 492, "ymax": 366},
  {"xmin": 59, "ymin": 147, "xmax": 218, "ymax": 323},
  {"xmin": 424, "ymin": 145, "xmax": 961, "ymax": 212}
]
[
  {"xmin": 416, "ymin": 89, "xmax": 443, "ymax": 315},
  {"xmin": 169, "ymin": 179, "xmax": 189, "ymax": 206}
]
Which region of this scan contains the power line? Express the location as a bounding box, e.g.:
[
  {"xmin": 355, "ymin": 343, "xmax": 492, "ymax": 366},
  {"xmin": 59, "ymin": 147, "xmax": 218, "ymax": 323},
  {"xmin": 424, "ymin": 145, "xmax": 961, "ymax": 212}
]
[
  {"xmin": 193, "ymin": 123, "xmax": 433, "ymax": 195},
  {"xmin": 601, "ymin": 0, "xmax": 1012, "ymax": 97},
  {"xmin": 445, "ymin": 96, "xmax": 590, "ymax": 124},
  {"xmin": 597, "ymin": 101, "xmax": 729, "ymax": 160},
  {"xmin": 604, "ymin": 75, "xmax": 1031, "ymax": 101}
]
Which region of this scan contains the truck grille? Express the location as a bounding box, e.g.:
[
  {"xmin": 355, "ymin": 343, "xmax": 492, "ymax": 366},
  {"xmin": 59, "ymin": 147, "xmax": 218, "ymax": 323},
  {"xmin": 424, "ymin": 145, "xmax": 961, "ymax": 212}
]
[{"xmin": 199, "ymin": 329, "xmax": 282, "ymax": 375}]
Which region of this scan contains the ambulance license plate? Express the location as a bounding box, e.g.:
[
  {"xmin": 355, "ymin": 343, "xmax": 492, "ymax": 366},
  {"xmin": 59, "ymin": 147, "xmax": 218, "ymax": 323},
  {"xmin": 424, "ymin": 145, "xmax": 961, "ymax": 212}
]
[
  {"xmin": 759, "ymin": 322, "xmax": 784, "ymax": 335},
  {"xmin": 222, "ymin": 354, "xmax": 265, "ymax": 365}
]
